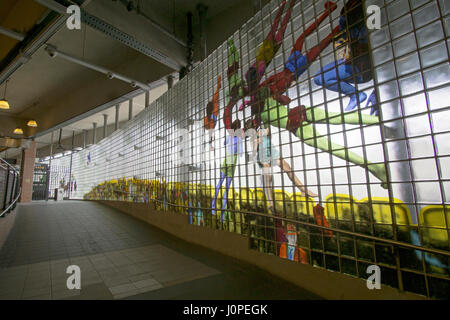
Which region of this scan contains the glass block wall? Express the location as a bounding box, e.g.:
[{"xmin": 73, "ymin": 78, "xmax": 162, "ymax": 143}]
[{"xmin": 44, "ymin": 0, "xmax": 450, "ymax": 298}]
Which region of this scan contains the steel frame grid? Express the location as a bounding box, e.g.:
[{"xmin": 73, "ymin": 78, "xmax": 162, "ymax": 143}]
[{"xmin": 41, "ymin": 0, "xmax": 450, "ymax": 298}]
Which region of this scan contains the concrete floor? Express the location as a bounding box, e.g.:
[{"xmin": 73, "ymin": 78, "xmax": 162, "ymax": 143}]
[{"xmin": 0, "ymin": 201, "xmax": 321, "ymax": 300}]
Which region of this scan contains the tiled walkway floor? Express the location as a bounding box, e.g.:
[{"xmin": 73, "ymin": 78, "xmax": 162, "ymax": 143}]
[{"xmin": 0, "ymin": 201, "xmax": 321, "ymax": 300}]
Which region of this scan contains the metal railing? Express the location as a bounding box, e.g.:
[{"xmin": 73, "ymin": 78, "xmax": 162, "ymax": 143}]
[{"xmin": 0, "ymin": 157, "xmax": 21, "ymax": 217}]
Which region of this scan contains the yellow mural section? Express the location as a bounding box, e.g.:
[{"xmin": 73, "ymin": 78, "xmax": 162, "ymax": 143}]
[{"xmin": 84, "ymin": 178, "xmax": 449, "ymax": 248}]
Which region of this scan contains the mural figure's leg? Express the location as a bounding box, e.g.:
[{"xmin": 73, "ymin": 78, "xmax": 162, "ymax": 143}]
[
  {"xmin": 260, "ymin": 163, "xmax": 286, "ymax": 254},
  {"xmin": 188, "ymin": 200, "xmax": 193, "ymax": 224},
  {"xmin": 212, "ymin": 172, "xmax": 226, "ymax": 216},
  {"xmin": 261, "ymin": 99, "xmax": 387, "ymax": 186},
  {"xmin": 197, "ymin": 201, "xmax": 203, "ymax": 226},
  {"xmin": 305, "ymin": 106, "xmax": 379, "ymax": 125},
  {"xmin": 366, "ymin": 89, "xmax": 379, "ymax": 116},
  {"xmin": 261, "ymin": 163, "xmax": 274, "ymax": 210},
  {"xmin": 221, "ymin": 176, "xmax": 233, "ymax": 222},
  {"xmin": 274, "ymin": 0, "xmax": 296, "ymax": 44},
  {"xmin": 314, "ymin": 60, "xmax": 367, "ymax": 112},
  {"xmin": 410, "ymin": 230, "xmax": 450, "ymax": 270},
  {"xmin": 296, "ymin": 123, "xmax": 387, "ymax": 186},
  {"xmin": 266, "ymin": 0, "xmax": 287, "ymax": 43}
]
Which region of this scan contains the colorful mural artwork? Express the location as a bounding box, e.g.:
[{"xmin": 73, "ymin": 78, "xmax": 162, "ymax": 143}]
[{"xmin": 43, "ymin": 0, "xmax": 450, "ymax": 298}]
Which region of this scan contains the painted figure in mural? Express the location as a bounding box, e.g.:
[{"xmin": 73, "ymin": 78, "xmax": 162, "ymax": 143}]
[
  {"xmin": 227, "ymin": 30, "xmax": 387, "ymax": 187},
  {"xmin": 280, "ymin": 223, "xmax": 308, "ymax": 263},
  {"xmin": 245, "ymin": 121, "xmax": 318, "ymax": 255},
  {"xmin": 251, "ymin": 1, "xmax": 340, "ymax": 109},
  {"xmin": 244, "ymin": 0, "xmax": 296, "ymax": 95},
  {"xmin": 313, "ymin": 0, "xmax": 378, "ymax": 115},
  {"xmin": 256, "ymin": 87, "xmax": 387, "ymax": 187},
  {"xmin": 212, "ymin": 33, "xmax": 250, "ymax": 221},
  {"xmin": 211, "ymin": 120, "xmax": 244, "ymax": 222},
  {"xmin": 204, "ymin": 76, "xmax": 222, "ymax": 149}
]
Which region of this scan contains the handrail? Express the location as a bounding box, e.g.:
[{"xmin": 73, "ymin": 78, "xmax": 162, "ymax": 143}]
[
  {"xmin": 1, "ymin": 188, "xmax": 21, "ymax": 217},
  {"xmin": 100, "ymin": 188, "xmax": 450, "ymax": 258},
  {"xmin": 0, "ymin": 156, "xmax": 21, "ymax": 217}
]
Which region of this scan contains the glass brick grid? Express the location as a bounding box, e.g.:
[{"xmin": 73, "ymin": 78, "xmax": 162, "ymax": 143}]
[{"xmin": 43, "ymin": 0, "xmax": 449, "ymax": 298}]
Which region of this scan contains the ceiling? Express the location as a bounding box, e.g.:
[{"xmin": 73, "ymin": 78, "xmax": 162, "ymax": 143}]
[
  {"xmin": 0, "ymin": 0, "xmax": 49, "ymax": 62},
  {"xmin": 0, "ymin": 0, "xmax": 268, "ymax": 158}
]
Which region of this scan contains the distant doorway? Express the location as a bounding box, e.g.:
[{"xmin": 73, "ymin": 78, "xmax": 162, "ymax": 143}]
[{"xmin": 32, "ymin": 163, "xmax": 49, "ymax": 201}]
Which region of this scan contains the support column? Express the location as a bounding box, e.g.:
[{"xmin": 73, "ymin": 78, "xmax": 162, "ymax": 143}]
[
  {"xmin": 83, "ymin": 130, "xmax": 87, "ymax": 148},
  {"xmin": 180, "ymin": 12, "xmax": 194, "ymax": 80},
  {"xmin": 48, "ymin": 131, "xmax": 54, "ymax": 202},
  {"xmin": 92, "ymin": 122, "xmax": 97, "ymax": 145},
  {"xmin": 128, "ymin": 99, "xmax": 133, "ymax": 121},
  {"xmin": 68, "ymin": 131, "xmax": 75, "ymax": 199},
  {"xmin": 145, "ymin": 91, "xmax": 150, "ymax": 109},
  {"xmin": 196, "ymin": 3, "xmax": 208, "ymax": 60},
  {"xmin": 167, "ymin": 75, "xmax": 174, "ymax": 90},
  {"xmin": 19, "ymin": 140, "xmax": 36, "ymax": 203},
  {"xmin": 103, "ymin": 114, "xmax": 108, "ymax": 139},
  {"xmin": 115, "ymin": 104, "xmax": 120, "ymax": 131}
]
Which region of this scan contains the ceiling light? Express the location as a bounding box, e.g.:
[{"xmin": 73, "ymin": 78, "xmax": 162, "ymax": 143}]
[
  {"xmin": 13, "ymin": 128, "xmax": 24, "ymax": 135},
  {"xmin": 0, "ymin": 80, "xmax": 10, "ymax": 110},
  {"xmin": 0, "ymin": 99, "xmax": 9, "ymax": 110},
  {"xmin": 27, "ymin": 120, "xmax": 38, "ymax": 127}
]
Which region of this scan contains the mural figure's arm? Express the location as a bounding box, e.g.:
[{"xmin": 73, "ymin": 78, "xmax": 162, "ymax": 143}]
[{"xmin": 278, "ymin": 158, "xmax": 318, "ymax": 198}]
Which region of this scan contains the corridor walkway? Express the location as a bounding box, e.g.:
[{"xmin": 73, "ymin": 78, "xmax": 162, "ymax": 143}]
[{"xmin": 0, "ymin": 201, "xmax": 320, "ymax": 300}]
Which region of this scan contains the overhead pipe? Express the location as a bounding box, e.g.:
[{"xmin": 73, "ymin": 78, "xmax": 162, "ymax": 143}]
[
  {"xmin": 116, "ymin": 0, "xmax": 187, "ymax": 47},
  {"xmin": 45, "ymin": 45, "xmax": 151, "ymax": 91},
  {"xmin": 0, "ymin": 26, "xmax": 25, "ymax": 41}
]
